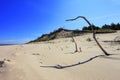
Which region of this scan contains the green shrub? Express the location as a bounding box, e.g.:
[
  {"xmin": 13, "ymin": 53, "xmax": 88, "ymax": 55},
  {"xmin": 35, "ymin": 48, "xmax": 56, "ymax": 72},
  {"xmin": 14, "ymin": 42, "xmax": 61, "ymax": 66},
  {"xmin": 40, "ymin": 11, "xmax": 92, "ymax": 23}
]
[{"xmin": 86, "ymin": 37, "xmax": 92, "ymax": 42}]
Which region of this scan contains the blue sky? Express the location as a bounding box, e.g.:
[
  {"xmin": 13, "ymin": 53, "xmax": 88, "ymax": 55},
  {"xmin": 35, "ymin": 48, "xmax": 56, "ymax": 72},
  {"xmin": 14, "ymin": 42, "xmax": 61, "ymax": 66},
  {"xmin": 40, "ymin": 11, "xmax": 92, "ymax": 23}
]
[{"xmin": 0, "ymin": 0, "xmax": 120, "ymax": 44}]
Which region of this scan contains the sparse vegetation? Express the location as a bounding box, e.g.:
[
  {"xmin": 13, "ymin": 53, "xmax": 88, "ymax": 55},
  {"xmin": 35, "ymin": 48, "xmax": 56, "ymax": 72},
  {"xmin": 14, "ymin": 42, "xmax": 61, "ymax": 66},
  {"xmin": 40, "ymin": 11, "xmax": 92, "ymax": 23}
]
[
  {"xmin": 27, "ymin": 20, "xmax": 119, "ymax": 44},
  {"xmin": 94, "ymin": 29, "xmax": 116, "ymax": 33},
  {"xmin": 86, "ymin": 37, "xmax": 92, "ymax": 42},
  {"xmin": 0, "ymin": 60, "xmax": 4, "ymax": 67},
  {"xmin": 32, "ymin": 53, "xmax": 40, "ymax": 55},
  {"xmin": 28, "ymin": 28, "xmax": 84, "ymax": 43},
  {"xmin": 82, "ymin": 23, "xmax": 120, "ymax": 31}
]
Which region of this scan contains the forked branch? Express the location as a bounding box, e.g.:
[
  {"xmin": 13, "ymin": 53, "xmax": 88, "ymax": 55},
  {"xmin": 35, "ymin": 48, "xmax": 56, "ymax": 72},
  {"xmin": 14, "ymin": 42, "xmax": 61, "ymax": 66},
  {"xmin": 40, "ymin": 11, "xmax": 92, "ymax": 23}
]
[{"xmin": 66, "ymin": 16, "xmax": 110, "ymax": 56}]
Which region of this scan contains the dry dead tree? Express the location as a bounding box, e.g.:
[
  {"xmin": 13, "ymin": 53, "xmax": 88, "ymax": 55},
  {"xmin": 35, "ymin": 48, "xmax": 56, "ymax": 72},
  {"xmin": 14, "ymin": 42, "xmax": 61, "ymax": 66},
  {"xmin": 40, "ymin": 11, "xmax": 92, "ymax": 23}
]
[
  {"xmin": 71, "ymin": 37, "xmax": 79, "ymax": 53},
  {"xmin": 71, "ymin": 37, "xmax": 82, "ymax": 53},
  {"xmin": 66, "ymin": 16, "xmax": 110, "ymax": 56}
]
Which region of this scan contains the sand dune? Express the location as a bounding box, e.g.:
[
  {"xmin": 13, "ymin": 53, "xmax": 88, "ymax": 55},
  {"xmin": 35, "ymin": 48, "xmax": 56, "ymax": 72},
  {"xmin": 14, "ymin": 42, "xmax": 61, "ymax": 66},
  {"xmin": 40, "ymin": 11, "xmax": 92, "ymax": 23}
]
[{"xmin": 0, "ymin": 31, "xmax": 120, "ymax": 80}]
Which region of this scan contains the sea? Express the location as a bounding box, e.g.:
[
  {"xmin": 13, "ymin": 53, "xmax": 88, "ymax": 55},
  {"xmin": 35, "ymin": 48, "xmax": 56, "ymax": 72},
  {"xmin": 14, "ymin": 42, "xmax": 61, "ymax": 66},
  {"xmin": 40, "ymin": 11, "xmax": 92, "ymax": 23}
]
[{"xmin": 0, "ymin": 44, "xmax": 16, "ymax": 46}]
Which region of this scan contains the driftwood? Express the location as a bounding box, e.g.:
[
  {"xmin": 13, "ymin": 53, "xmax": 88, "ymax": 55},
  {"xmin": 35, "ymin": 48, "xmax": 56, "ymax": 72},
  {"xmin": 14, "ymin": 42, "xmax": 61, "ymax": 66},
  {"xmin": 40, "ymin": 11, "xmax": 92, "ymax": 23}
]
[
  {"xmin": 66, "ymin": 16, "xmax": 110, "ymax": 56},
  {"xmin": 71, "ymin": 37, "xmax": 79, "ymax": 53}
]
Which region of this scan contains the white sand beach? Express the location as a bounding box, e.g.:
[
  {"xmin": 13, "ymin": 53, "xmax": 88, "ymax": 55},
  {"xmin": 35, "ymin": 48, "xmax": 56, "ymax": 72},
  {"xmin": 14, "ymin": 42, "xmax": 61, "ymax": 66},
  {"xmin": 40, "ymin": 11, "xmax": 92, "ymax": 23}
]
[{"xmin": 0, "ymin": 31, "xmax": 120, "ymax": 80}]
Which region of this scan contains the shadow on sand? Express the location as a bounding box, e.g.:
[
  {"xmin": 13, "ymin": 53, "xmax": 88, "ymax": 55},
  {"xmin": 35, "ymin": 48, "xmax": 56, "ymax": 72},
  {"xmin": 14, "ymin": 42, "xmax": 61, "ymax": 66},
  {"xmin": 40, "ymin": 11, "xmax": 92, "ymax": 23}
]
[{"xmin": 40, "ymin": 54, "xmax": 120, "ymax": 69}]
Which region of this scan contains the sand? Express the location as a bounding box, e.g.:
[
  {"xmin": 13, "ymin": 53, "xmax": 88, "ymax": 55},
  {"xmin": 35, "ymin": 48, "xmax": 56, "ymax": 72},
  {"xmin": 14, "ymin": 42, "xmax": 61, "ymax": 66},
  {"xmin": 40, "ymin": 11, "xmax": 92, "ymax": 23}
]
[{"xmin": 0, "ymin": 31, "xmax": 120, "ymax": 80}]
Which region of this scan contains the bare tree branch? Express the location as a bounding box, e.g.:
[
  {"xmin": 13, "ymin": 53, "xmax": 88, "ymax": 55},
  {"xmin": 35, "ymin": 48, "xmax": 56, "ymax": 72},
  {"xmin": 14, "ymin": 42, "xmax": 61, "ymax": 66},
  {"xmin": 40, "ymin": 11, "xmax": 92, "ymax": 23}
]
[
  {"xmin": 71, "ymin": 37, "xmax": 79, "ymax": 53},
  {"xmin": 66, "ymin": 16, "xmax": 110, "ymax": 56}
]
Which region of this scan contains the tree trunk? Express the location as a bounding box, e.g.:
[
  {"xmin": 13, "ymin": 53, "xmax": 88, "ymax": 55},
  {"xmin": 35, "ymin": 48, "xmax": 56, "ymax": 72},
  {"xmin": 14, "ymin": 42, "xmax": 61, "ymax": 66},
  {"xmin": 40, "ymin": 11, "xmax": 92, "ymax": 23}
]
[
  {"xmin": 71, "ymin": 37, "xmax": 79, "ymax": 53},
  {"xmin": 66, "ymin": 16, "xmax": 110, "ymax": 56}
]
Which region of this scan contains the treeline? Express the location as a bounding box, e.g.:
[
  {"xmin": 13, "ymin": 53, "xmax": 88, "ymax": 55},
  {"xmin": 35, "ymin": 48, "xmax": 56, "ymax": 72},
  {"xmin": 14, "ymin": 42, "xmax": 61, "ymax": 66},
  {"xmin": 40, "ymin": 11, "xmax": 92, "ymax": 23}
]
[{"xmin": 82, "ymin": 23, "xmax": 120, "ymax": 30}]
